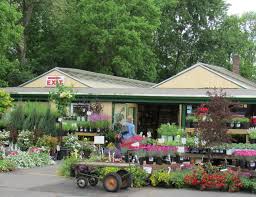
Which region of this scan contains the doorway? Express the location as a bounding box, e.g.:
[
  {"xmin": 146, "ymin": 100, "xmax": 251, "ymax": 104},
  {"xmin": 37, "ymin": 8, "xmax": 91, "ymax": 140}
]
[{"xmin": 137, "ymin": 104, "xmax": 179, "ymax": 138}]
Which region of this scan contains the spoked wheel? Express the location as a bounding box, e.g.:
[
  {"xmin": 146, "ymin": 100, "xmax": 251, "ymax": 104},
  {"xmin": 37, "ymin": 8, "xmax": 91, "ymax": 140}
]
[
  {"xmin": 88, "ymin": 174, "xmax": 99, "ymax": 186},
  {"xmin": 103, "ymin": 172, "xmax": 122, "ymax": 192},
  {"xmin": 117, "ymin": 170, "xmax": 132, "ymax": 189},
  {"xmin": 77, "ymin": 176, "xmax": 88, "ymax": 188}
]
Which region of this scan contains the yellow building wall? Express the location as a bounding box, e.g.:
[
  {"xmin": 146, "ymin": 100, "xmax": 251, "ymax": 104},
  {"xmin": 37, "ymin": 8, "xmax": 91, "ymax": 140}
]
[
  {"xmin": 101, "ymin": 102, "xmax": 113, "ymax": 119},
  {"xmin": 23, "ymin": 70, "xmax": 87, "ymax": 88},
  {"xmin": 157, "ymin": 66, "xmax": 241, "ymax": 89}
]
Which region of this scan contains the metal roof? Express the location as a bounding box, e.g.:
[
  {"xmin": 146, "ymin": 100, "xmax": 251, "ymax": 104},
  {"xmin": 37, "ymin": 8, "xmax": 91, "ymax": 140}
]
[
  {"xmin": 56, "ymin": 67, "xmax": 155, "ymax": 88},
  {"xmin": 19, "ymin": 67, "xmax": 155, "ymax": 88},
  {"xmin": 4, "ymin": 87, "xmax": 256, "ymax": 99}
]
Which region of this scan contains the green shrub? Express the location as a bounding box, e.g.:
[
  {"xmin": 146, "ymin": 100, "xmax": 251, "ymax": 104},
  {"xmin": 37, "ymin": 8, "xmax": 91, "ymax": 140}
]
[
  {"xmin": 98, "ymin": 166, "xmax": 148, "ymax": 187},
  {"xmin": 7, "ymin": 152, "xmax": 54, "ymax": 168},
  {"xmin": 241, "ymin": 177, "xmax": 256, "ymax": 193},
  {"xmin": 58, "ymin": 155, "xmax": 80, "ymax": 177},
  {"xmin": 0, "ymin": 159, "xmax": 15, "ymax": 172},
  {"xmin": 129, "ymin": 166, "xmax": 148, "ymax": 187},
  {"xmin": 99, "ymin": 166, "xmax": 119, "ymax": 179},
  {"xmin": 150, "ymin": 170, "xmax": 188, "ymax": 188},
  {"xmin": 0, "ymin": 119, "xmax": 9, "ymax": 130},
  {"xmin": 17, "ymin": 130, "xmax": 34, "ymax": 151},
  {"xmin": 169, "ymin": 171, "xmax": 188, "ymax": 188},
  {"xmin": 157, "ymin": 123, "xmax": 183, "ymax": 136}
]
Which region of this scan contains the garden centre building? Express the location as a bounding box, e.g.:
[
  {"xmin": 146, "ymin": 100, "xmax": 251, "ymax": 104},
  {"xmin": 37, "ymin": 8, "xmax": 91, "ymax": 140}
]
[{"xmin": 4, "ymin": 58, "xmax": 256, "ymax": 142}]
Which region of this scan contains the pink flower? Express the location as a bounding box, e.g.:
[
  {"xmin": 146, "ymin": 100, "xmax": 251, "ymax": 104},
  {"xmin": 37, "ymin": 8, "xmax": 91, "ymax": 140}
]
[{"xmin": 233, "ymin": 150, "xmax": 256, "ymax": 157}]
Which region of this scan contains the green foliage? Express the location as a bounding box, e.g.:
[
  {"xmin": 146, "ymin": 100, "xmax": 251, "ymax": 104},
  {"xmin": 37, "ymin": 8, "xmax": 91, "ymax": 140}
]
[
  {"xmin": 99, "ymin": 166, "xmax": 119, "ymax": 179},
  {"xmin": 50, "ymin": 84, "xmax": 75, "ymax": 116},
  {"xmin": 232, "ymin": 117, "xmax": 250, "ymax": 123},
  {"xmin": 0, "ymin": 130, "xmax": 10, "ymax": 145},
  {"xmin": 0, "ymin": 90, "xmax": 13, "ymax": 116},
  {"xmin": 17, "ymin": 130, "xmax": 34, "ymax": 151},
  {"xmin": 8, "ymin": 103, "xmax": 25, "ymax": 131},
  {"xmin": 186, "ymin": 115, "xmax": 198, "ymax": 123},
  {"xmin": 58, "ymin": 155, "xmax": 81, "ymax": 177},
  {"xmin": 62, "ymin": 134, "xmax": 81, "ymax": 152},
  {"xmin": 0, "ymin": 119, "xmax": 9, "ymax": 130},
  {"xmin": 241, "ymin": 177, "xmax": 256, "ymax": 193},
  {"xmin": 0, "ymin": 159, "xmax": 16, "ymax": 172},
  {"xmin": 0, "ymin": 1, "xmax": 33, "ymax": 87},
  {"xmin": 248, "ymin": 128, "xmax": 256, "ymax": 140},
  {"xmin": 150, "ymin": 170, "xmax": 188, "ymax": 188},
  {"xmin": 157, "ymin": 123, "xmax": 183, "ymax": 136},
  {"xmin": 36, "ymin": 135, "xmax": 58, "ymax": 150},
  {"xmin": 129, "ymin": 166, "xmax": 148, "ymax": 187},
  {"xmin": 8, "ymin": 102, "xmax": 57, "ymax": 136},
  {"xmin": 7, "ymin": 152, "xmax": 54, "ymax": 169},
  {"xmin": 105, "ymin": 130, "xmax": 117, "ymax": 144},
  {"xmin": 1, "ymin": 0, "xmax": 256, "ymax": 87},
  {"xmin": 98, "ymin": 166, "xmax": 148, "ymax": 187}
]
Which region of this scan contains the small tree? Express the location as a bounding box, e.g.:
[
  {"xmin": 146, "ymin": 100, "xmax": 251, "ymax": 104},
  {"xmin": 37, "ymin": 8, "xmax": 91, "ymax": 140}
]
[
  {"xmin": 197, "ymin": 89, "xmax": 232, "ymax": 147},
  {"xmin": 0, "ymin": 89, "xmax": 13, "ymax": 117}
]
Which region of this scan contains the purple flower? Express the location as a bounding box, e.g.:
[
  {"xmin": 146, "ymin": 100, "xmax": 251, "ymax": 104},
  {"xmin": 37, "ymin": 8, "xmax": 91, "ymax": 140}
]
[{"xmin": 88, "ymin": 113, "xmax": 111, "ymax": 122}]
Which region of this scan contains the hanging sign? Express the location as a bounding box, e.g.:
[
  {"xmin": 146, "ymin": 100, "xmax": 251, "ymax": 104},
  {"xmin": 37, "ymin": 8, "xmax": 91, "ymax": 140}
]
[{"xmin": 46, "ymin": 76, "xmax": 64, "ymax": 86}]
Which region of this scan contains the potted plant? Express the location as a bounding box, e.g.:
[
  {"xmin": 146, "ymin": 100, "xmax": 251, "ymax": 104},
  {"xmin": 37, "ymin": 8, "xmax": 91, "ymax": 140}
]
[
  {"xmin": 155, "ymin": 151, "xmax": 164, "ymax": 165},
  {"xmin": 248, "ymin": 128, "xmax": 256, "ymax": 143},
  {"xmin": 240, "ymin": 117, "xmax": 250, "ymax": 129},
  {"xmin": 135, "ymin": 150, "xmax": 146, "ymax": 165},
  {"xmin": 146, "ymin": 150, "xmax": 156, "ymax": 164},
  {"xmin": 186, "ymin": 115, "xmax": 198, "ymax": 128},
  {"xmin": 232, "ymin": 117, "xmax": 242, "ymax": 128},
  {"xmin": 157, "ymin": 123, "xmax": 183, "ymax": 141}
]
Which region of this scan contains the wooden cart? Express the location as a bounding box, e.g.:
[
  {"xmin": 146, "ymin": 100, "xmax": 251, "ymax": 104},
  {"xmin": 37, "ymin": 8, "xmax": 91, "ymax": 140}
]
[{"xmin": 72, "ymin": 161, "xmax": 136, "ymax": 192}]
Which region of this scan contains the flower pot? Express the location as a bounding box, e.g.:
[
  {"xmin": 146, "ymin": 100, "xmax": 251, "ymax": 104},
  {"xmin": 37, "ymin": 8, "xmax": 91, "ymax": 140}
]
[
  {"xmin": 226, "ymin": 149, "xmax": 233, "ymax": 155},
  {"xmin": 146, "ymin": 156, "xmax": 154, "ymax": 164},
  {"xmin": 155, "ymin": 157, "xmax": 163, "ymax": 165},
  {"xmin": 241, "ymin": 122, "xmax": 250, "ymax": 129},
  {"xmin": 161, "ymin": 135, "xmax": 168, "ymax": 142},
  {"xmin": 235, "ymin": 122, "xmax": 241, "ymax": 128},
  {"xmin": 163, "ymin": 156, "xmax": 171, "ymax": 164},
  {"xmin": 57, "ymin": 147, "xmax": 70, "ymax": 160},
  {"xmin": 250, "ymin": 139, "xmax": 256, "ymax": 144},
  {"xmin": 125, "ymin": 154, "xmax": 133, "ymax": 163},
  {"xmin": 230, "ymin": 122, "xmax": 235, "ymax": 128},
  {"xmin": 139, "ymin": 157, "xmax": 144, "ymax": 165},
  {"xmin": 167, "ymin": 136, "xmax": 173, "ymax": 142},
  {"xmin": 190, "ymin": 148, "xmax": 200, "ymax": 154}
]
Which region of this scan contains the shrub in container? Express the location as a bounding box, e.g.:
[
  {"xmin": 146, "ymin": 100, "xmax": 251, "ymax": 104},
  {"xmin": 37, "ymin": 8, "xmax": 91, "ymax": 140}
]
[{"xmin": 186, "ymin": 115, "xmax": 198, "ymax": 128}]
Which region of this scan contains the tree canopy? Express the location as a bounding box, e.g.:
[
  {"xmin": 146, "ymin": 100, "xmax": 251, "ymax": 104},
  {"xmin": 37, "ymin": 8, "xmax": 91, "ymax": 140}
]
[{"xmin": 0, "ymin": 0, "xmax": 255, "ymax": 86}]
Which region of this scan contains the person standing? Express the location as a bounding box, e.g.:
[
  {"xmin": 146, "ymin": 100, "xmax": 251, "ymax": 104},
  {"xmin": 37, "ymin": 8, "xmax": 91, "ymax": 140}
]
[{"xmin": 121, "ymin": 116, "xmax": 136, "ymax": 140}]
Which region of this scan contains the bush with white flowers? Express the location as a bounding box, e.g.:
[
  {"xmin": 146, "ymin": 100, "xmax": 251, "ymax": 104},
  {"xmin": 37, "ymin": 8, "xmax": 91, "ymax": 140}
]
[
  {"xmin": 63, "ymin": 134, "xmax": 81, "ymax": 152},
  {"xmin": 0, "ymin": 130, "xmax": 10, "ymax": 146},
  {"xmin": 17, "ymin": 130, "xmax": 34, "ymax": 151},
  {"xmin": 7, "ymin": 151, "xmax": 54, "ymax": 168}
]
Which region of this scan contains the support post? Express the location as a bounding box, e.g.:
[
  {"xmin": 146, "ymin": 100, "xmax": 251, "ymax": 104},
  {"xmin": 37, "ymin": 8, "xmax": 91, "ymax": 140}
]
[{"xmin": 181, "ymin": 104, "xmax": 186, "ymax": 129}]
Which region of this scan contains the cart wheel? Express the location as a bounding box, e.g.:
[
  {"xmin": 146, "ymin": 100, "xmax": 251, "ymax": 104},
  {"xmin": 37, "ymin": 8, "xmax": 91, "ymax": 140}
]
[
  {"xmin": 117, "ymin": 170, "xmax": 132, "ymax": 189},
  {"xmin": 103, "ymin": 172, "xmax": 122, "ymax": 192},
  {"xmin": 88, "ymin": 174, "xmax": 99, "ymax": 186},
  {"xmin": 77, "ymin": 176, "xmax": 88, "ymax": 188}
]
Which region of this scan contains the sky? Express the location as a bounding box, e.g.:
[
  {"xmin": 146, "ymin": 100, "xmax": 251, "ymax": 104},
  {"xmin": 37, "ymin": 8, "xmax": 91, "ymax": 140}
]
[{"xmin": 226, "ymin": 0, "xmax": 256, "ymax": 15}]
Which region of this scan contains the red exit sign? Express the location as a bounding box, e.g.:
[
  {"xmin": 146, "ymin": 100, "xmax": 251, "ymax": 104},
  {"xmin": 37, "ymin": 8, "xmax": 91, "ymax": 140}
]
[{"xmin": 46, "ymin": 76, "xmax": 64, "ymax": 86}]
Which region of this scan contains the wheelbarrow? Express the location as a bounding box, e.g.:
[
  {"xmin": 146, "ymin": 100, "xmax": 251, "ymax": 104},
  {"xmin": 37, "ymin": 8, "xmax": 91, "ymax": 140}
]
[{"xmin": 71, "ymin": 161, "xmax": 136, "ymax": 192}]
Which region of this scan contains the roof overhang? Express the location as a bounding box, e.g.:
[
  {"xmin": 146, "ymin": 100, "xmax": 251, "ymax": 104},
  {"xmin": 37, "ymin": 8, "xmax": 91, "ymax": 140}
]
[{"xmin": 4, "ymin": 87, "xmax": 256, "ymax": 104}]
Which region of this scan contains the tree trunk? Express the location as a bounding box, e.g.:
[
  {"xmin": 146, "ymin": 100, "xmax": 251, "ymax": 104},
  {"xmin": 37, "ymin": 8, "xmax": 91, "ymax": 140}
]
[{"xmin": 18, "ymin": 0, "xmax": 34, "ymax": 65}]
